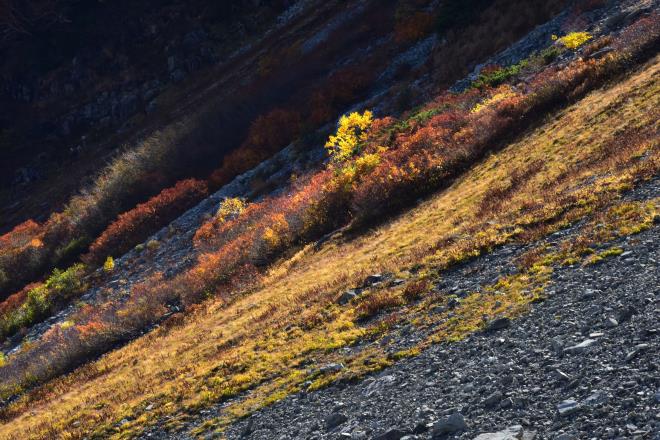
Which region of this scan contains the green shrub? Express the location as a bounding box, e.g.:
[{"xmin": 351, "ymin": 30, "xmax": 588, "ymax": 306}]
[
  {"xmin": 472, "ymin": 60, "xmax": 529, "ymax": 89},
  {"xmin": 0, "ymin": 264, "xmax": 87, "ymax": 340}
]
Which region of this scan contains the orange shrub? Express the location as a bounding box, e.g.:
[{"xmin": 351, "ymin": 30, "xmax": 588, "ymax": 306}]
[
  {"xmin": 0, "ymin": 220, "xmax": 43, "ymax": 250},
  {"xmin": 0, "ymin": 220, "xmax": 46, "ymax": 297},
  {"xmin": 85, "ymin": 179, "xmax": 208, "ymax": 264}
]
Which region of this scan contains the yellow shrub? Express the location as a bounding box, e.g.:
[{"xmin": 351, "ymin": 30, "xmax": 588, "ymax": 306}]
[
  {"xmin": 325, "ymin": 111, "xmax": 374, "ymax": 162},
  {"xmin": 60, "ymin": 320, "xmax": 75, "ymax": 329},
  {"xmin": 355, "ymin": 149, "xmax": 385, "ymax": 175},
  {"xmin": 472, "ymin": 86, "xmax": 518, "ymax": 113},
  {"xmin": 262, "ymin": 214, "xmax": 289, "ymax": 250},
  {"xmin": 557, "ymin": 32, "xmax": 592, "ymax": 50},
  {"xmin": 217, "ymin": 198, "xmax": 246, "ymax": 223},
  {"xmin": 336, "ymin": 147, "xmax": 387, "ymax": 185},
  {"xmin": 103, "ymin": 256, "xmax": 115, "ymax": 273}
]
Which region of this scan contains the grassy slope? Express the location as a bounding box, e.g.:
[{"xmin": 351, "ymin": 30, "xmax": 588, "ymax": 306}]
[{"xmin": 1, "ymin": 55, "xmax": 659, "ymax": 440}]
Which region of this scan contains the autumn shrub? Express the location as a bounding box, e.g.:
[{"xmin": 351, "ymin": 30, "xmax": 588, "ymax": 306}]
[
  {"xmin": 84, "ymin": 179, "xmax": 208, "ymax": 265},
  {"xmin": 395, "ymin": 10, "xmax": 436, "ymax": 44},
  {"xmin": 325, "ymin": 111, "xmax": 374, "ymax": 162},
  {"xmin": 0, "ymin": 264, "xmax": 86, "ymax": 341},
  {"xmin": 402, "ymin": 279, "xmax": 430, "ymax": 301},
  {"xmin": 355, "ymin": 291, "xmax": 404, "ymax": 320},
  {"xmin": 0, "ymin": 282, "xmax": 41, "ymax": 322},
  {"xmin": 0, "ymin": 220, "xmax": 46, "ymax": 297},
  {"xmin": 613, "ymin": 13, "xmax": 660, "ymax": 56},
  {"xmin": 209, "ymin": 109, "xmax": 302, "ymax": 190},
  {"xmin": 472, "ymin": 60, "xmax": 528, "ymax": 89},
  {"xmin": 554, "ymin": 31, "xmax": 593, "ymax": 50}
]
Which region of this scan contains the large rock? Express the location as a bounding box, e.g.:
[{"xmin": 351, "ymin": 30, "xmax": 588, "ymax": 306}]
[
  {"xmin": 563, "ymin": 339, "xmax": 596, "ymax": 354},
  {"xmin": 373, "ymin": 428, "xmax": 408, "ymax": 440},
  {"xmin": 325, "ymin": 412, "xmax": 348, "ymax": 431},
  {"xmin": 337, "ymin": 289, "xmax": 360, "ymax": 305},
  {"xmin": 473, "ymin": 425, "xmax": 536, "ymax": 440},
  {"xmin": 557, "ymin": 399, "xmax": 581, "ymax": 417},
  {"xmin": 485, "ymin": 317, "xmax": 511, "ymax": 332},
  {"xmin": 432, "ymin": 412, "xmax": 467, "ymax": 437}
]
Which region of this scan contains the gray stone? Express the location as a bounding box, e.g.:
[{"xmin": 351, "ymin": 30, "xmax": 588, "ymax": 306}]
[
  {"xmin": 338, "ymin": 290, "xmax": 359, "ymax": 305},
  {"xmin": 319, "ymin": 363, "xmax": 345, "ymax": 374},
  {"xmin": 583, "ymin": 390, "xmax": 609, "ymax": 407},
  {"xmin": 325, "ymin": 412, "xmax": 348, "ymax": 430},
  {"xmin": 484, "ymin": 391, "xmax": 503, "ymax": 408},
  {"xmin": 625, "ymin": 343, "xmax": 649, "ymax": 362},
  {"xmin": 563, "ymin": 339, "xmax": 596, "ymax": 354},
  {"xmin": 486, "ymin": 317, "xmax": 511, "ymax": 332},
  {"xmin": 557, "ymin": 399, "xmax": 581, "ymax": 416},
  {"xmin": 374, "ymin": 428, "xmax": 408, "ymax": 440},
  {"xmin": 605, "ymin": 317, "xmax": 618, "ymax": 328},
  {"xmin": 432, "ymin": 412, "xmax": 467, "ymax": 437},
  {"xmin": 473, "ymin": 424, "xmax": 537, "ymax": 440},
  {"xmin": 364, "ymin": 274, "xmax": 386, "ymax": 286}
]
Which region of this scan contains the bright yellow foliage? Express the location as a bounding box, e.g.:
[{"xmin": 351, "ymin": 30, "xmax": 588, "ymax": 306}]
[
  {"xmin": 558, "ymin": 32, "xmax": 592, "ymax": 49},
  {"xmin": 103, "ymin": 256, "xmax": 115, "ymax": 273},
  {"xmin": 325, "ymin": 110, "xmax": 374, "ymax": 162},
  {"xmin": 262, "ymin": 214, "xmax": 289, "ymax": 250},
  {"xmin": 471, "ymin": 86, "xmax": 518, "ymax": 113},
  {"xmin": 217, "ymin": 198, "xmax": 246, "ymax": 223}
]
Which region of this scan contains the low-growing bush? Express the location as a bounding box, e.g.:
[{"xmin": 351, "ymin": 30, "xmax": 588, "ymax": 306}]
[
  {"xmin": 554, "ymin": 31, "xmax": 592, "ymax": 50},
  {"xmin": 472, "ymin": 61, "xmax": 528, "ymax": 89},
  {"xmin": 355, "ymin": 291, "xmax": 404, "ymax": 320},
  {"xmin": 85, "ymin": 179, "xmax": 208, "ymax": 265},
  {"xmin": 402, "ymin": 279, "xmax": 430, "ymax": 301},
  {"xmin": 209, "ymin": 109, "xmax": 302, "ymax": 190},
  {"xmin": 0, "ymin": 264, "xmax": 87, "ymax": 341},
  {"xmin": 103, "ymin": 256, "xmax": 114, "ymax": 273}
]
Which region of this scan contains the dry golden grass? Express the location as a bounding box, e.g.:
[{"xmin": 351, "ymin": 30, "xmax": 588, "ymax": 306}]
[{"xmin": 0, "ymin": 55, "xmax": 658, "ymax": 440}]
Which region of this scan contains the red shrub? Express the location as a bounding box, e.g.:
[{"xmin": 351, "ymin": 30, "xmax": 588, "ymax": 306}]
[
  {"xmin": 309, "ymin": 64, "xmax": 375, "ymax": 126},
  {"xmin": 0, "ymin": 219, "xmax": 43, "ymax": 251},
  {"xmin": 395, "ymin": 11, "xmax": 436, "ymax": 44},
  {"xmin": 85, "ymin": 179, "xmax": 208, "ymax": 264},
  {"xmin": 0, "ymin": 282, "xmax": 42, "ymax": 317},
  {"xmin": 209, "ymin": 109, "xmax": 301, "ymax": 190},
  {"xmin": 613, "ymin": 13, "xmax": 660, "ymax": 54}
]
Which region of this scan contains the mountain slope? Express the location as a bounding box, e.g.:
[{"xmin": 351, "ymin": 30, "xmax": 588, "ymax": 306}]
[
  {"xmin": 1, "ymin": 36, "xmax": 658, "ymax": 440},
  {"xmin": 0, "ymin": 1, "xmax": 658, "ymax": 439}
]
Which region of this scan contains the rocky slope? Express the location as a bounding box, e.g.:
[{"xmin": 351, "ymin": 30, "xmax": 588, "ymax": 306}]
[
  {"xmin": 217, "ymin": 180, "xmax": 659, "ymax": 440},
  {"xmin": 125, "ymin": 162, "xmax": 660, "ymax": 440}
]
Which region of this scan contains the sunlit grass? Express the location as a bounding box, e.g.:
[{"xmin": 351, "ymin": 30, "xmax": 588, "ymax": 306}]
[{"xmin": 0, "ymin": 53, "xmax": 658, "ymax": 440}]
